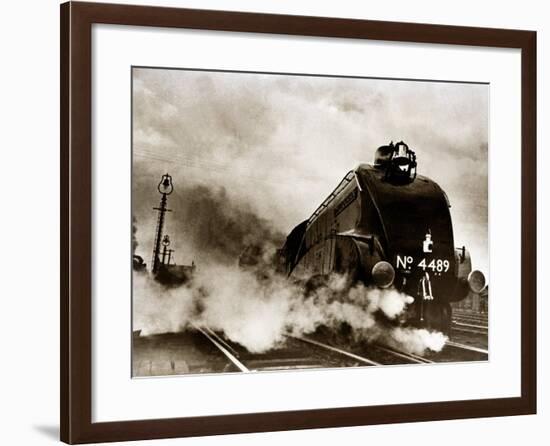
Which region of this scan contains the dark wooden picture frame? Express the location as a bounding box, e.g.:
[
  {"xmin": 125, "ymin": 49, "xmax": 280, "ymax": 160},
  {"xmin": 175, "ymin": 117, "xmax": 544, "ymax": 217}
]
[{"xmin": 60, "ymin": 1, "xmax": 536, "ymax": 443}]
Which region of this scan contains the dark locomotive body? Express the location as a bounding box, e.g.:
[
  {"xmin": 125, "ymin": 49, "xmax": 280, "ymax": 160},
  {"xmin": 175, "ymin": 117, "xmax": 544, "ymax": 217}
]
[{"xmin": 279, "ymin": 142, "xmax": 484, "ymax": 334}]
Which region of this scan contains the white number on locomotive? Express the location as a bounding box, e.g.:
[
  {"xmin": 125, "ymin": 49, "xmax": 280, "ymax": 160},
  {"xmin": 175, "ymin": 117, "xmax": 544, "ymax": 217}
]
[{"xmin": 396, "ymin": 255, "xmax": 450, "ymax": 273}]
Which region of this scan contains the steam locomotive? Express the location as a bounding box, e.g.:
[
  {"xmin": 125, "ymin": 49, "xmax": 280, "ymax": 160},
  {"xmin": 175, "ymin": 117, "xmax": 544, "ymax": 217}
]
[{"xmin": 279, "ymin": 141, "xmax": 486, "ymax": 334}]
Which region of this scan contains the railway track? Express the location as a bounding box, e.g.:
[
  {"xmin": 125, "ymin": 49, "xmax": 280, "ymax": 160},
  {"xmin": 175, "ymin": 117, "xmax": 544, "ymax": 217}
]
[
  {"xmin": 290, "ymin": 335, "xmax": 381, "ymax": 366},
  {"xmin": 453, "ymin": 321, "xmax": 488, "ymax": 330},
  {"xmin": 298, "ymin": 337, "xmax": 441, "ymax": 366},
  {"xmin": 452, "ymin": 312, "xmax": 488, "ymax": 324},
  {"xmin": 446, "ymin": 340, "xmax": 488, "ymax": 356},
  {"xmin": 453, "ymin": 317, "xmax": 488, "ymax": 326},
  {"xmin": 451, "ymin": 321, "xmax": 488, "ymax": 336},
  {"xmin": 135, "ymin": 316, "xmax": 489, "ymax": 376},
  {"xmin": 194, "ymin": 325, "xmax": 443, "ymax": 371},
  {"xmin": 453, "ymin": 326, "xmax": 488, "ymax": 335},
  {"xmin": 451, "ymin": 311, "xmax": 488, "ymax": 336},
  {"xmin": 373, "ymin": 344, "xmax": 434, "ymax": 364},
  {"xmin": 451, "ymin": 309, "xmax": 489, "ymax": 337},
  {"xmin": 194, "ymin": 325, "xmax": 250, "ymax": 372},
  {"xmin": 194, "ymin": 325, "xmax": 355, "ymax": 372},
  {"xmin": 195, "ymin": 326, "xmax": 386, "ymax": 371}
]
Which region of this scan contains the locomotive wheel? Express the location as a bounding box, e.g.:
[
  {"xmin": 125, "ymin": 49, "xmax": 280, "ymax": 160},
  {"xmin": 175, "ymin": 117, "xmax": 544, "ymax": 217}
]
[
  {"xmin": 440, "ymin": 302, "xmax": 452, "ymax": 335},
  {"xmin": 423, "ymin": 302, "xmax": 452, "ymax": 335}
]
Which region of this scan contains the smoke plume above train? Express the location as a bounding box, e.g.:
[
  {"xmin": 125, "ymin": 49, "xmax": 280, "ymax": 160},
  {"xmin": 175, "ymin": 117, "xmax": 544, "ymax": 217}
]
[{"xmin": 132, "ymin": 68, "xmax": 488, "ymax": 274}]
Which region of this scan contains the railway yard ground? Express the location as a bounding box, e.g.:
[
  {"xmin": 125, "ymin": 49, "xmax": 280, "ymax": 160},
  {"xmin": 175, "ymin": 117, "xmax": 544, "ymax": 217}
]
[{"xmin": 132, "ymin": 309, "xmax": 489, "ymax": 377}]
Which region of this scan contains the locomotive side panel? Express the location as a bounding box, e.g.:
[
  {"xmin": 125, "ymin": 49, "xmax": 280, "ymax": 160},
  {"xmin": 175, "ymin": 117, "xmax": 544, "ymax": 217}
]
[{"xmin": 292, "ymin": 176, "xmax": 362, "ymax": 280}]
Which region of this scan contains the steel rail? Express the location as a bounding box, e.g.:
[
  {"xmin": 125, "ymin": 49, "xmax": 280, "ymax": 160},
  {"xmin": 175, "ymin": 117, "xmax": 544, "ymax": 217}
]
[
  {"xmin": 374, "ymin": 344, "xmax": 434, "ymax": 364},
  {"xmin": 204, "ymin": 327, "xmax": 241, "ymax": 357},
  {"xmin": 452, "ymin": 321, "xmax": 488, "ymax": 330},
  {"xmin": 451, "ymin": 326, "xmax": 489, "ymax": 336},
  {"xmin": 194, "ymin": 325, "xmax": 250, "ymax": 373},
  {"xmin": 453, "ymin": 315, "xmax": 488, "ymax": 322},
  {"xmin": 291, "ymin": 336, "xmax": 382, "ymax": 366},
  {"xmin": 446, "ymin": 340, "xmax": 489, "ymax": 355}
]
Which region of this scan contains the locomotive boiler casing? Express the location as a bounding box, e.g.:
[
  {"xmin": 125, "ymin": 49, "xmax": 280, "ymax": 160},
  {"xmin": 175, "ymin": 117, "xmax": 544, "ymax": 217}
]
[{"xmin": 281, "ymin": 163, "xmax": 476, "ymax": 334}]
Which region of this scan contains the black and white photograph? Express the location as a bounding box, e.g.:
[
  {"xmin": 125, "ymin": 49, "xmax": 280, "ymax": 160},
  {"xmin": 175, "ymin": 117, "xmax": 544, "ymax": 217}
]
[{"xmin": 131, "ymin": 67, "xmax": 489, "ymax": 377}]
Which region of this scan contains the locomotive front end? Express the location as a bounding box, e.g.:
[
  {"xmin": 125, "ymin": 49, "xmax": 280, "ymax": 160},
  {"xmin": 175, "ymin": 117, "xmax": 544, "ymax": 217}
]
[
  {"xmin": 280, "ymin": 141, "xmax": 485, "ymax": 335},
  {"xmin": 359, "ymin": 142, "xmax": 485, "ymax": 332}
]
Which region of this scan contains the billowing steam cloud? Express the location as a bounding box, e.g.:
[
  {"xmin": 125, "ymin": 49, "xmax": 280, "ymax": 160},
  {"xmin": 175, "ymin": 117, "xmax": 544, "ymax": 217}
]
[
  {"xmin": 132, "ymin": 146, "xmax": 448, "ymax": 357},
  {"xmin": 170, "ymin": 184, "xmax": 284, "ymax": 265},
  {"xmin": 132, "ymin": 177, "xmax": 447, "ymax": 355},
  {"xmin": 133, "ymin": 262, "xmax": 447, "ymax": 356}
]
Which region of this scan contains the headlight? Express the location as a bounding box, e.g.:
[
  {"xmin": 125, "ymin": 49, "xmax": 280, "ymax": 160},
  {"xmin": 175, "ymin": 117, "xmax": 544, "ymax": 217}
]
[
  {"xmin": 467, "ymin": 270, "xmax": 486, "ymax": 293},
  {"xmin": 371, "ymin": 261, "xmax": 395, "ymax": 288}
]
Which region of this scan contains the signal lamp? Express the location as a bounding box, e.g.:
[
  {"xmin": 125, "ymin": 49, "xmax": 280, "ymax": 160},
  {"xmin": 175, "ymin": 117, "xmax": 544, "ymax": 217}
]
[{"xmin": 158, "ymin": 173, "xmax": 173, "ymax": 195}]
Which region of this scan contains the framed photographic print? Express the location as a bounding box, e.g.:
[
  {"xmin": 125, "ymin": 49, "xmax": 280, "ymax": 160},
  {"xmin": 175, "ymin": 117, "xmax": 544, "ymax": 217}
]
[{"xmin": 60, "ymin": 1, "xmax": 537, "ymax": 444}]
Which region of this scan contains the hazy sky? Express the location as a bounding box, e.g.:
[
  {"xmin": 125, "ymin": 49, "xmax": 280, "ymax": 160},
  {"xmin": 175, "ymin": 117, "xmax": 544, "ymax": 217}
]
[{"xmin": 132, "ymin": 67, "xmax": 488, "ymax": 273}]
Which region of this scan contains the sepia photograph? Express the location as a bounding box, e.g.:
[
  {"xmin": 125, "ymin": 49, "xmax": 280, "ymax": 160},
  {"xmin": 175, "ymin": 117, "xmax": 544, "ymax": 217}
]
[{"xmin": 131, "ymin": 67, "xmax": 489, "ymax": 377}]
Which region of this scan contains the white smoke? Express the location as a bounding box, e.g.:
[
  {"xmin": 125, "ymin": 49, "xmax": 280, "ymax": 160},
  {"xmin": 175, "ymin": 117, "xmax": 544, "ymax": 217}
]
[
  {"xmin": 385, "ymin": 327, "xmax": 448, "ymax": 356},
  {"xmin": 133, "ymin": 273, "xmax": 196, "ymax": 335},
  {"xmin": 133, "ymin": 263, "xmax": 447, "ymax": 356}
]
